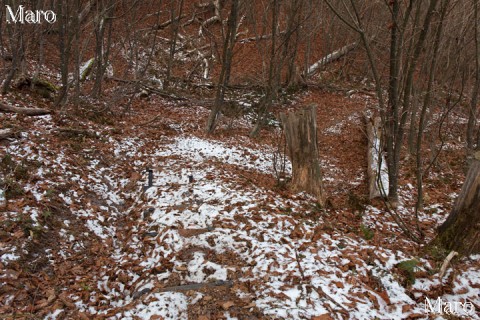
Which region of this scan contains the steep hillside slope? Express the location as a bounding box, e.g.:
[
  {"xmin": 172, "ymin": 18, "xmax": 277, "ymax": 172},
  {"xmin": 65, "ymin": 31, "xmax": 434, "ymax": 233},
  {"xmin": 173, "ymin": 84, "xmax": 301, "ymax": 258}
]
[{"xmin": 1, "ymin": 92, "xmax": 479, "ymax": 319}]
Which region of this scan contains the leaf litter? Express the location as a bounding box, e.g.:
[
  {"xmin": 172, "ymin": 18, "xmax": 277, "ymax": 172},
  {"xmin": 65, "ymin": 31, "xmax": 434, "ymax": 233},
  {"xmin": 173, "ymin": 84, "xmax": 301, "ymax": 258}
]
[{"xmin": 0, "ymin": 97, "xmax": 479, "ymax": 320}]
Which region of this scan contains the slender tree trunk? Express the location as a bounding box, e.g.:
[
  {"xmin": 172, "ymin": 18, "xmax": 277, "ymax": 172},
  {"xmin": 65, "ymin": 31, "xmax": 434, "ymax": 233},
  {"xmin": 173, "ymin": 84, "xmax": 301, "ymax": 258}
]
[
  {"xmin": 55, "ymin": 0, "xmax": 71, "ymax": 107},
  {"xmin": 205, "ymin": 0, "xmax": 239, "ymax": 134},
  {"xmin": 0, "ymin": 1, "xmax": 4, "ymax": 57},
  {"xmin": 467, "ymin": 0, "xmax": 480, "ymax": 152},
  {"xmin": 280, "ymin": 104, "xmax": 325, "ymax": 205},
  {"xmin": 283, "ymin": 0, "xmax": 303, "ymax": 90},
  {"xmin": 388, "ymin": 0, "xmax": 438, "ymax": 205},
  {"xmin": 92, "ymin": 0, "xmax": 115, "ymax": 98},
  {"xmin": 73, "ymin": 0, "xmax": 81, "ymax": 105},
  {"xmin": 386, "ymin": 0, "xmax": 401, "ymax": 203},
  {"xmin": 2, "ymin": 18, "xmax": 24, "ymax": 94},
  {"xmin": 250, "ymin": 0, "xmax": 279, "ymax": 137},
  {"xmin": 34, "ymin": 2, "xmax": 45, "ymax": 84},
  {"xmin": 436, "ymin": 151, "xmax": 480, "ymax": 255},
  {"xmin": 164, "ymin": 0, "xmax": 184, "ymax": 89},
  {"xmin": 415, "ymin": 0, "xmax": 448, "ymax": 213}
]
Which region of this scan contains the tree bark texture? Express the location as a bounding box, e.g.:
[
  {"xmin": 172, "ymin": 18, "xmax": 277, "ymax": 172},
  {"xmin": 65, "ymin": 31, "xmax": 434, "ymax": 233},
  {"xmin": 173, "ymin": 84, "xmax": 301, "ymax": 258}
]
[
  {"xmin": 366, "ymin": 116, "xmax": 389, "ymax": 199},
  {"xmin": 280, "ymin": 104, "xmax": 325, "ymax": 205},
  {"xmin": 437, "ymin": 151, "xmax": 480, "ymax": 255}
]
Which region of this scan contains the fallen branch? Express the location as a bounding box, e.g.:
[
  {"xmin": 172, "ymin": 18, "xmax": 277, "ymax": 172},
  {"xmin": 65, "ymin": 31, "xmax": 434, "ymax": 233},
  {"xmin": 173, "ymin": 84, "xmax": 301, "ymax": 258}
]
[
  {"xmin": 159, "ymin": 280, "xmax": 232, "ymax": 292},
  {"xmin": 135, "ymin": 115, "xmax": 162, "ymax": 127},
  {"xmin": 133, "ymin": 280, "xmax": 233, "ymax": 300},
  {"xmin": 111, "ymin": 78, "xmax": 187, "ymax": 101},
  {"xmin": 307, "ymin": 41, "xmax": 358, "ymax": 76},
  {"xmin": 79, "ymin": 0, "xmax": 93, "ymax": 24},
  {"xmin": 199, "ymin": 0, "xmax": 221, "ymax": 36},
  {"xmin": 0, "ymin": 103, "xmax": 51, "ymax": 116},
  {"xmin": 201, "ymin": 15, "xmax": 220, "ymax": 30},
  {"xmin": 439, "ymin": 251, "xmax": 458, "ymax": 279},
  {"xmin": 195, "ymin": 1, "xmax": 215, "ymax": 9},
  {"xmin": 294, "ymin": 248, "xmax": 306, "ymax": 281},
  {"xmin": 238, "ymin": 31, "xmax": 286, "ymax": 44},
  {"xmin": 178, "ymin": 226, "xmax": 215, "ymax": 238},
  {"xmin": 313, "ymin": 285, "xmax": 349, "ymax": 316},
  {"xmin": 56, "ymin": 127, "xmax": 98, "ymax": 138},
  {"xmin": 143, "ymin": 84, "xmax": 187, "ymax": 101},
  {"xmin": 155, "ymin": 14, "xmax": 188, "ymax": 30}
]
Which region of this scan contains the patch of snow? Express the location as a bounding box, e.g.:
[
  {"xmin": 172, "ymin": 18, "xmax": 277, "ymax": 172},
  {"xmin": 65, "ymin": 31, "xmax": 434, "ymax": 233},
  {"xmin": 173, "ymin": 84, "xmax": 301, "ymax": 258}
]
[
  {"xmin": 121, "ymin": 292, "xmax": 189, "ymax": 320},
  {"xmin": 1, "ymin": 252, "xmax": 20, "ymax": 262}
]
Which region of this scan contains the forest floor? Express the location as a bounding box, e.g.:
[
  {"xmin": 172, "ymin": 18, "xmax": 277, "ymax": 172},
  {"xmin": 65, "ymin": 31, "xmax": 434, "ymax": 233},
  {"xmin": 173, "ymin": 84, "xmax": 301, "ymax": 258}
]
[{"xmin": 1, "ymin": 82, "xmax": 479, "ymax": 320}]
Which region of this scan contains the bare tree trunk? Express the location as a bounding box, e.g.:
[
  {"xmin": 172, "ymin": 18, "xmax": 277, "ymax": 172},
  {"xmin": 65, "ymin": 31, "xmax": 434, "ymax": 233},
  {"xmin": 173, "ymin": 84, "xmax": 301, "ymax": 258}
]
[
  {"xmin": 280, "ymin": 104, "xmax": 325, "ymax": 205},
  {"xmin": 407, "ymin": 91, "xmax": 420, "ymax": 155},
  {"xmin": 389, "ymin": 0, "xmax": 438, "ymax": 205},
  {"xmin": 55, "ymin": 0, "xmax": 73, "ymax": 107},
  {"xmin": 385, "ymin": 0, "xmax": 402, "ymax": 204},
  {"xmin": 205, "ymin": 0, "xmax": 239, "ymax": 133},
  {"xmin": 415, "ymin": 0, "xmax": 448, "ymax": 213},
  {"xmin": 366, "ymin": 117, "xmax": 389, "ymax": 199},
  {"xmin": 0, "ymin": 1, "xmax": 4, "ymax": 58},
  {"xmin": 436, "ymin": 151, "xmax": 480, "ymax": 255},
  {"xmin": 282, "ymin": 0, "xmax": 304, "ymax": 90},
  {"xmin": 250, "ymin": 0, "xmax": 280, "ymax": 137},
  {"xmin": 467, "ymin": 0, "xmax": 480, "ymax": 153},
  {"xmin": 33, "ymin": 0, "xmax": 45, "ymax": 83},
  {"xmin": 1, "ymin": 14, "xmax": 24, "ymax": 94},
  {"xmin": 164, "ymin": 0, "xmax": 184, "ymax": 89},
  {"xmin": 73, "ymin": 0, "xmax": 81, "ymax": 105},
  {"xmin": 91, "ymin": 0, "xmax": 115, "ymax": 98}
]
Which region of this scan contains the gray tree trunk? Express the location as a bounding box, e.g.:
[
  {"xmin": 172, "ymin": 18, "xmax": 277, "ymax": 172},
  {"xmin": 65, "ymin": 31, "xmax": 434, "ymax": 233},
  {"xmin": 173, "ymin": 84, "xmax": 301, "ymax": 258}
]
[
  {"xmin": 280, "ymin": 104, "xmax": 325, "ymax": 205},
  {"xmin": 366, "ymin": 116, "xmax": 388, "ymax": 199},
  {"xmin": 437, "ymin": 151, "xmax": 480, "ymax": 255}
]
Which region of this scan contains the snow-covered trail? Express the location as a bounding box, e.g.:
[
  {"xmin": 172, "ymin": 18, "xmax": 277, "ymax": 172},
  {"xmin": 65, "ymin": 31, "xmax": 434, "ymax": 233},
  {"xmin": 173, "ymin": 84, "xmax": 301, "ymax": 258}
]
[
  {"xmin": 1, "ymin": 113, "xmax": 479, "ymax": 320},
  {"xmin": 84, "ymin": 135, "xmax": 478, "ymax": 320}
]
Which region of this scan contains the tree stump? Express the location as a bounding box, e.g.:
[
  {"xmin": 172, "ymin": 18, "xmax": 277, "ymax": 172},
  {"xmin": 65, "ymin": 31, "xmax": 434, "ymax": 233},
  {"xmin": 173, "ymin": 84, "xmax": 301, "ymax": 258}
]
[
  {"xmin": 280, "ymin": 104, "xmax": 325, "ymax": 205},
  {"xmin": 437, "ymin": 151, "xmax": 480, "ymax": 255},
  {"xmin": 366, "ymin": 116, "xmax": 389, "ymax": 199}
]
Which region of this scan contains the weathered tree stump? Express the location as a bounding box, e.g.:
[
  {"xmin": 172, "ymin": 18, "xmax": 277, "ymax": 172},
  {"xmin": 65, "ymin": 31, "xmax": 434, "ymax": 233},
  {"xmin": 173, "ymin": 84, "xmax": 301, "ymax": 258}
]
[
  {"xmin": 366, "ymin": 116, "xmax": 389, "ymax": 199},
  {"xmin": 280, "ymin": 104, "xmax": 325, "ymax": 205},
  {"xmin": 437, "ymin": 151, "xmax": 480, "ymax": 255}
]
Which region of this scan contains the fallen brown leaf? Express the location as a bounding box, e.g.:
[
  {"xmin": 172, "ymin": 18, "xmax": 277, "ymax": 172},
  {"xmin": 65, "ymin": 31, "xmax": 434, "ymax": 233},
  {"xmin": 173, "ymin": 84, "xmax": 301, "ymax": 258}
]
[{"xmin": 221, "ymin": 300, "xmax": 234, "ymax": 310}]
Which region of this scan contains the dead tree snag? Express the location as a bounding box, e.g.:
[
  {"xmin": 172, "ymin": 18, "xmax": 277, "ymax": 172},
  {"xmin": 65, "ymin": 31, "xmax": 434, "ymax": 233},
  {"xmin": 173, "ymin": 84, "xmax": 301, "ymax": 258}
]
[
  {"xmin": 366, "ymin": 116, "xmax": 389, "ymax": 199},
  {"xmin": 280, "ymin": 104, "xmax": 325, "ymax": 205}
]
